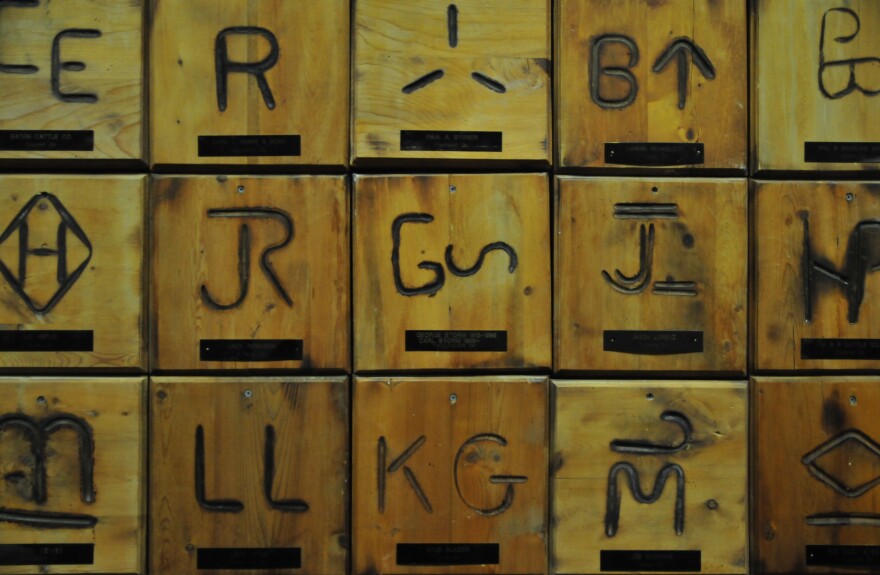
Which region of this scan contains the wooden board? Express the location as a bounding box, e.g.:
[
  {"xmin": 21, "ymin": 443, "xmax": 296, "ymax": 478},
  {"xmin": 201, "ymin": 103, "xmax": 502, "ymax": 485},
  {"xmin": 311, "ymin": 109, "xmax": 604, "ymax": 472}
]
[
  {"xmin": 553, "ymin": 380, "xmax": 748, "ymax": 575},
  {"xmin": 151, "ymin": 175, "xmax": 350, "ymax": 371},
  {"xmin": 0, "ymin": 0, "xmax": 144, "ymax": 163},
  {"xmin": 352, "ymin": 0, "xmax": 551, "ymax": 164},
  {"xmin": 556, "ymin": 0, "xmax": 747, "ymax": 171},
  {"xmin": 753, "ymin": 377, "xmax": 880, "ymax": 574},
  {"xmin": 353, "ymin": 376, "xmax": 548, "ymax": 575},
  {"xmin": 555, "ymin": 177, "xmax": 747, "ymax": 374},
  {"xmin": 0, "ymin": 175, "xmax": 146, "ymax": 370},
  {"xmin": 150, "ymin": 376, "xmax": 349, "ymax": 575},
  {"xmin": 0, "ymin": 377, "xmax": 145, "ymax": 574},
  {"xmin": 353, "ymin": 174, "xmax": 550, "ymax": 371},
  {"xmin": 753, "ymin": 0, "xmax": 880, "ymax": 173},
  {"xmin": 150, "ymin": 0, "xmax": 349, "ymax": 168},
  {"xmin": 753, "ymin": 181, "xmax": 880, "ymax": 370}
]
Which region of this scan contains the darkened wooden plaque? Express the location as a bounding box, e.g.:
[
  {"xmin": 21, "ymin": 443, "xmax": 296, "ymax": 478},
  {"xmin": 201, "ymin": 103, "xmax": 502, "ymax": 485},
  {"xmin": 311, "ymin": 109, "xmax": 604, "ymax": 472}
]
[
  {"xmin": 151, "ymin": 175, "xmax": 350, "ymax": 371},
  {"xmin": 353, "ymin": 174, "xmax": 550, "ymax": 371},
  {"xmin": 150, "ymin": 377, "xmax": 349, "ymax": 575},
  {"xmin": 553, "ymin": 381, "xmax": 748, "ymax": 574},
  {"xmin": 754, "ymin": 181, "xmax": 880, "ymax": 370},
  {"xmin": 0, "ymin": 377, "xmax": 145, "ymax": 574},
  {"xmin": 555, "ymin": 177, "xmax": 747, "ymax": 374},
  {"xmin": 0, "ymin": 175, "xmax": 146, "ymax": 370},
  {"xmin": 353, "ymin": 376, "xmax": 548, "ymax": 575},
  {"xmin": 754, "ymin": 377, "xmax": 880, "ymax": 574}
]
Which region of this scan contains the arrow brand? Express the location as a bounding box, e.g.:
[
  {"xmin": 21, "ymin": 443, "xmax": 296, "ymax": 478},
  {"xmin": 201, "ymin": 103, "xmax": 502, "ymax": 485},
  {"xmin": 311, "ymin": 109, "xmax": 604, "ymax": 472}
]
[{"xmin": 652, "ymin": 38, "xmax": 716, "ymax": 110}]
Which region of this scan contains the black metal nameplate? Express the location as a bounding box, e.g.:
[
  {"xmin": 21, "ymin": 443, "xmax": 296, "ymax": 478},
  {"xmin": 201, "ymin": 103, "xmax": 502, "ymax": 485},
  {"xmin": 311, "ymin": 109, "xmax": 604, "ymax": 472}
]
[
  {"xmin": 604, "ymin": 330, "xmax": 703, "ymax": 355},
  {"xmin": 605, "ymin": 143, "xmax": 704, "ymax": 166},
  {"xmin": 801, "ymin": 338, "xmax": 880, "ymax": 360},
  {"xmin": 805, "ymin": 142, "xmax": 880, "ymax": 163},
  {"xmin": 198, "ymin": 135, "xmax": 301, "ymax": 157},
  {"xmin": 0, "ymin": 544, "xmax": 95, "ymax": 566},
  {"xmin": 806, "ymin": 545, "xmax": 880, "ymax": 568},
  {"xmin": 400, "ymin": 130, "xmax": 502, "ymax": 152},
  {"xmin": 397, "ymin": 543, "xmax": 500, "ymax": 566},
  {"xmin": 0, "ymin": 130, "xmax": 94, "ymax": 152},
  {"xmin": 405, "ymin": 330, "xmax": 507, "ymax": 352},
  {"xmin": 199, "ymin": 339, "xmax": 304, "ymax": 362},
  {"xmin": 0, "ymin": 330, "xmax": 94, "ymax": 352},
  {"xmin": 600, "ymin": 550, "xmax": 701, "ymax": 572},
  {"xmin": 197, "ymin": 548, "xmax": 301, "ymax": 570}
]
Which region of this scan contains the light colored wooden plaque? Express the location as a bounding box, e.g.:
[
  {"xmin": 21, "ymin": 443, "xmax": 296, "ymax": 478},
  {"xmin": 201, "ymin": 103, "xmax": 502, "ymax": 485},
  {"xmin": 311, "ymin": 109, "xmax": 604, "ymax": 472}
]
[
  {"xmin": 150, "ymin": 0, "xmax": 349, "ymax": 168},
  {"xmin": 353, "ymin": 376, "xmax": 548, "ymax": 575},
  {"xmin": 151, "ymin": 175, "xmax": 350, "ymax": 371},
  {"xmin": 0, "ymin": 377, "xmax": 145, "ymax": 574},
  {"xmin": 0, "ymin": 0, "xmax": 144, "ymax": 163},
  {"xmin": 150, "ymin": 376, "xmax": 349, "ymax": 575},
  {"xmin": 553, "ymin": 380, "xmax": 748, "ymax": 575},
  {"xmin": 753, "ymin": 0, "xmax": 880, "ymax": 172},
  {"xmin": 352, "ymin": 0, "xmax": 551, "ymax": 164},
  {"xmin": 555, "ymin": 177, "xmax": 747, "ymax": 374},
  {"xmin": 754, "ymin": 181, "xmax": 880, "ymax": 370},
  {"xmin": 556, "ymin": 0, "xmax": 747, "ymax": 170},
  {"xmin": 753, "ymin": 377, "xmax": 880, "ymax": 574},
  {"xmin": 353, "ymin": 173, "xmax": 550, "ymax": 372},
  {"xmin": 0, "ymin": 175, "xmax": 146, "ymax": 370}
]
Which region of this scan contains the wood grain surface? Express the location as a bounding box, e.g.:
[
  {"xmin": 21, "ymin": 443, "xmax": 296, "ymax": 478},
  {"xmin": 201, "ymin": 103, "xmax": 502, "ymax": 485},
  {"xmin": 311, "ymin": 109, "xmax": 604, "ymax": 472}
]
[
  {"xmin": 0, "ymin": 0, "xmax": 144, "ymax": 162},
  {"xmin": 553, "ymin": 380, "xmax": 748, "ymax": 575},
  {"xmin": 353, "ymin": 173, "xmax": 550, "ymax": 372},
  {"xmin": 150, "ymin": 377, "xmax": 349, "ymax": 575},
  {"xmin": 151, "ymin": 175, "xmax": 350, "ymax": 371},
  {"xmin": 555, "ymin": 177, "xmax": 747, "ymax": 374},
  {"xmin": 557, "ymin": 0, "xmax": 747, "ymax": 170},
  {"xmin": 353, "ymin": 0, "xmax": 550, "ymax": 163},
  {"xmin": 0, "ymin": 377, "xmax": 145, "ymax": 574},
  {"xmin": 353, "ymin": 376, "xmax": 548, "ymax": 575},
  {"xmin": 150, "ymin": 0, "xmax": 349, "ymax": 168},
  {"xmin": 753, "ymin": 0, "xmax": 880, "ymax": 172},
  {"xmin": 0, "ymin": 175, "xmax": 146, "ymax": 370},
  {"xmin": 753, "ymin": 377, "xmax": 880, "ymax": 574}
]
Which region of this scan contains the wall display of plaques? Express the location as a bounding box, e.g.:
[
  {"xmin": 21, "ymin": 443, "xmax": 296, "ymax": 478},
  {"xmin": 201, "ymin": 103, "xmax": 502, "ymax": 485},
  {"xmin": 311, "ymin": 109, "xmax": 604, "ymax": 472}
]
[
  {"xmin": 556, "ymin": 0, "xmax": 747, "ymax": 171},
  {"xmin": 553, "ymin": 380, "xmax": 748, "ymax": 575},
  {"xmin": 0, "ymin": 0, "xmax": 145, "ymax": 164},
  {"xmin": 754, "ymin": 181, "xmax": 880, "ymax": 371},
  {"xmin": 0, "ymin": 175, "xmax": 146, "ymax": 370},
  {"xmin": 150, "ymin": 377, "xmax": 349, "ymax": 575},
  {"xmin": 753, "ymin": 0, "xmax": 880, "ymax": 172},
  {"xmin": 754, "ymin": 377, "xmax": 880, "ymax": 574},
  {"xmin": 151, "ymin": 175, "xmax": 350, "ymax": 371},
  {"xmin": 353, "ymin": 173, "xmax": 551, "ymax": 371},
  {"xmin": 352, "ymin": 0, "xmax": 551, "ymax": 165},
  {"xmin": 0, "ymin": 377, "xmax": 145, "ymax": 574},
  {"xmin": 555, "ymin": 177, "xmax": 747, "ymax": 374},
  {"xmin": 150, "ymin": 0, "xmax": 349, "ymax": 169},
  {"xmin": 352, "ymin": 376, "xmax": 548, "ymax": 575}
]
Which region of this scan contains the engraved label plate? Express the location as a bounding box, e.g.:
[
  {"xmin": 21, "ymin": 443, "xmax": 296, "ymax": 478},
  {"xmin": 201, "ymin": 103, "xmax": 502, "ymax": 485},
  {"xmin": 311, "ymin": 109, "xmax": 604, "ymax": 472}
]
[
  {"xmin": 806, "ymin": 545, "xmax": 880, "ymax": 568},
  {"xmin": 600, "ymin": 550, "xmax": 701, "ymax": 572},
  {"xmin": 603, "ymin": 331, "xmax": 703, "ymax": 355},
  {"xmin": 0, "ymin": 330, "xmax": 93, "ymax": 352},
  {"xmin": 199, "ymin": 339, "xmax": 304, "ymax": 362},
  {"xmin": 198, "ymin": 136, "xmax": 301, "ymax": 157},
  {"xmin": 400, "ymin": 131, "xmax": 503, "ymax": 152},
  {"xmin": 197, "ymin": 548, "xmax": 302, "ymax": 570},
  {"xmin": 0, "ymin": 544, "xmax": 95, "ymax": 566},
  {"xmin": 605, "ymin": 143, "xmax": 704, "ymax": 166},
  {"xmin": 805, "ymin": 142, "xmax": 880, "ymax": 164},
  {"xmin": 801, "ymin": 339, "xmax": 880, "ymax": 360},
  {"xmin": 405, "ymin": 330, "xmax": 507, "ymax": 352},
  {"xmin": 0, "ymin": 131, "xmax": 94, "ymax": 152},
  {"xmin": 397, "ymin": 544, "xmax": 500, "ymax": 566}
]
